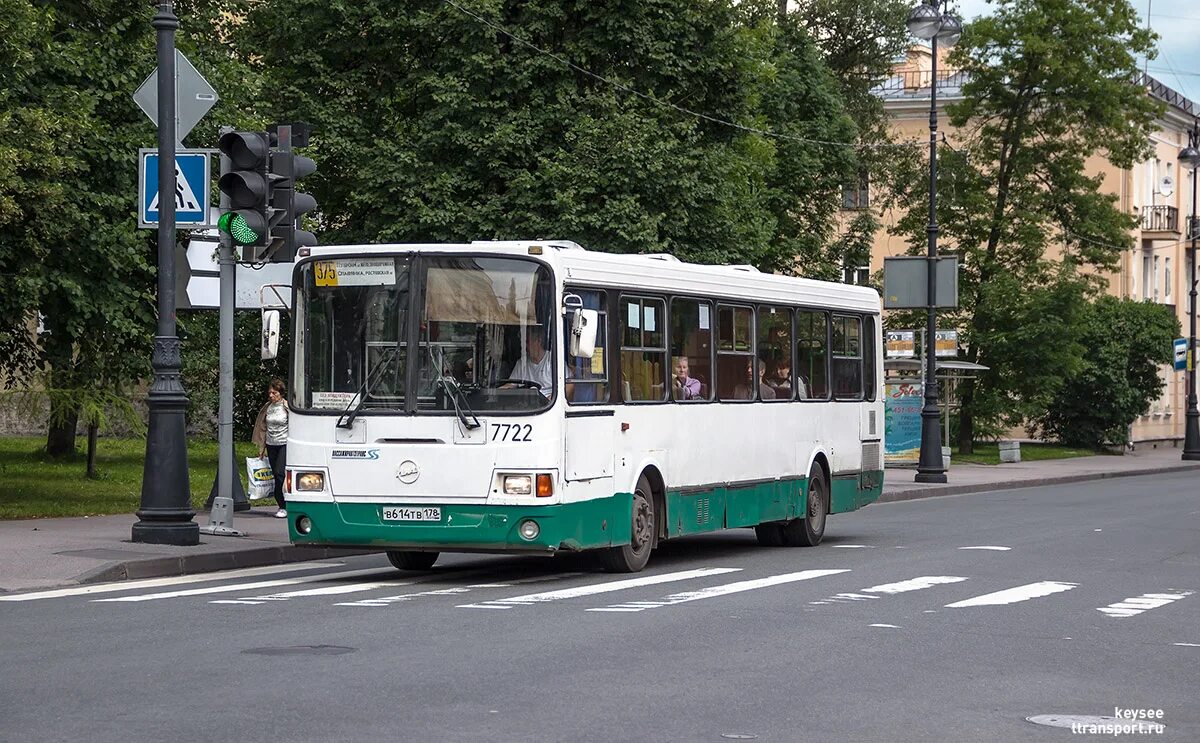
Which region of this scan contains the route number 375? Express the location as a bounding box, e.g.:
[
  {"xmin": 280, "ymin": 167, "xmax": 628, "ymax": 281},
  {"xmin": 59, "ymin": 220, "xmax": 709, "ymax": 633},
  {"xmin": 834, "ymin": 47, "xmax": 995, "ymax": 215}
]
[{"xmin": 492, "ymin": 423, "xmax": 533, "ymax": 442}]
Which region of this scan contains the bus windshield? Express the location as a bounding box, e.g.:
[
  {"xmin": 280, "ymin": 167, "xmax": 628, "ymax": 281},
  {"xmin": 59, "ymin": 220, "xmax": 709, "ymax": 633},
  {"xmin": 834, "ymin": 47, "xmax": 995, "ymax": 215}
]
[{"xmin": 294, "ymin": 254, "xmax": 555, "ymax": 415}]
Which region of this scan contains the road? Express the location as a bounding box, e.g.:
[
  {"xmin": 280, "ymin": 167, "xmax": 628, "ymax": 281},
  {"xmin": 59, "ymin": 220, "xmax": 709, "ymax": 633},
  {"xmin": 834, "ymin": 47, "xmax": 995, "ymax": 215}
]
[{"xmin": 2, "ymin": 472, "xmax": 1198, "ymax": 742}]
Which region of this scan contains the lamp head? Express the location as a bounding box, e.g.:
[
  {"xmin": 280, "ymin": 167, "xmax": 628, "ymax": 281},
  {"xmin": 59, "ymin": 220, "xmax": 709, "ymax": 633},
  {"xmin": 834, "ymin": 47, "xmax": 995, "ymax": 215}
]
[
  {"xmin": 936, "ymin": 13, "xmax": 962, "ymax": 46},
  {"xmin": 1181, "ymin": 145, "xmax": 1200, "ymax": 171},
  {"xmin": 907, "ymin": 2, "xmax": 942, "ymax": 40}
]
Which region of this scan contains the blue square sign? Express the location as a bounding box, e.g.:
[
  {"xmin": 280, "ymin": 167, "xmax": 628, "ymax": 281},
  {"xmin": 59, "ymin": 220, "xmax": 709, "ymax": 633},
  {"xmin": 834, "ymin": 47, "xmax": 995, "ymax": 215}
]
[{"xmin": 139, "ymin": 149, "xmax": 212, "ymax": 228}]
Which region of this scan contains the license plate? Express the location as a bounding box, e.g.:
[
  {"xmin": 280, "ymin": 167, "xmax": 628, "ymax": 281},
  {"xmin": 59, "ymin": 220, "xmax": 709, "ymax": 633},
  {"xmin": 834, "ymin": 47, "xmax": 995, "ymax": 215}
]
[{"xmin": 381, "ymin": 506, "xmax": 441, "ymax": 522}]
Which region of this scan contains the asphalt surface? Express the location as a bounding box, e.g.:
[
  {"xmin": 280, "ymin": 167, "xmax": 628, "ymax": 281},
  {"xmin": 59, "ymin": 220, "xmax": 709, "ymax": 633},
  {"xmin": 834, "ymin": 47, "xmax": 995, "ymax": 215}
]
[{"xmin": 2, "ymin": 472, "xmax": 1198, "ymax": 742}]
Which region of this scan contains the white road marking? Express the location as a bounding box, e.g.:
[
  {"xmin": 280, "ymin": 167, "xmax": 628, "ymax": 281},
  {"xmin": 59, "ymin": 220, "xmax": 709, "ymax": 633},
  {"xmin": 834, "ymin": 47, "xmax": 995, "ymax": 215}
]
[
  {"xmin": 1097, "ymin": 591, "xmax": 1192, "ymax": 618},
  {"xmin": 869, "ymin": 623, "xmax": 900, "ymax": 628},
  {"xmin": 337, "ymin": 574, "xmax": 579, "ymax": 607},
  {"xmin": 958, "ymin": 546, "xmax": 1011, "ymax": 551},
  {"xmin": 0, "ymin": 562, "xmax": 344, "ymax": 602},
  {"xmin": 828, "ymin": 592, "xmax": 878, "ymax": 602},
  {"xmin": 830, "ymin": 544, "xmax": 875, "ymax": 549},
  {"xmin": 863, "ymin": 576, "xmax": 968, "ymax": 594},
  {"xmin": 945, "ymin": 581, "xmax": 1077, "ymax": 608},
  {"xmin": 211, "ymin": 581, "xmax": 405, "ymax": 605},
  {"xmin": 458, "ymin": 567, "xmax": 741, "ymax": 609},
  {"xmin": 1174, "ymin": 642, "xmax": 1200, "ymax": 647},
  {"xmin": 587, "ymin": 569, "xmax": 849, "ymax": 613},
  {"xmin": 93, "ymin": 568, "xmax": 396, "ymax": 603}
]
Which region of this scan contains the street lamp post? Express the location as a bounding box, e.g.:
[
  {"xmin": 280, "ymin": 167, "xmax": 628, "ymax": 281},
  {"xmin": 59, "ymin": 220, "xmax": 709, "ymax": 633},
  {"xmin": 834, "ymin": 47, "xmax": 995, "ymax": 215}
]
[
  {"xmin": 132, "ymin": 2, "xmax": 198, "ymax": 545},
  {"xmin": 907, "ymin": 0, "xmax": 961, "ymax": 484},
  {"xmin": 1180, "ymin": 120, "xmax": 1200, "ymax": 460}
]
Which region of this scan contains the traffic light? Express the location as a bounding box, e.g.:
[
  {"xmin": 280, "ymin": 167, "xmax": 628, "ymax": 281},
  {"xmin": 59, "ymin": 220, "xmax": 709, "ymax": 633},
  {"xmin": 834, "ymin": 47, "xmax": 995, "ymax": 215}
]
[
  {"xmin": 216, "ymin": 131, "xmax": 271, "ymax": 247},
  {"xmin": 266, "ymin": 124, "xmax": 318, "ymax": 262}
]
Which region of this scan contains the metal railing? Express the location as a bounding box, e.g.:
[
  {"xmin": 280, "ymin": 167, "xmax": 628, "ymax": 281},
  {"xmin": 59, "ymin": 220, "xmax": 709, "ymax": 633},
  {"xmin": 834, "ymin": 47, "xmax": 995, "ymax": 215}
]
[
  {"xmin": 1141, "ymin": 205, "xmax": 1179, "ymax": 232},
  {"xmin": 873, "ymin": 69, "xmax": 968, "ymax": 97}
]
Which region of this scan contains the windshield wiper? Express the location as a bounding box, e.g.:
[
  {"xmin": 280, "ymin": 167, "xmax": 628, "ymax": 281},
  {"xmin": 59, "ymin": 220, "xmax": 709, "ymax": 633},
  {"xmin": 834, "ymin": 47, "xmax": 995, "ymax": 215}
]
[
  {"xmin": 336, "ymin": 346, "xmax": 399, "ymax": 429},
  {"xmin": 438, "ymin": 375, "xmax": 481, "ymax": 430}
]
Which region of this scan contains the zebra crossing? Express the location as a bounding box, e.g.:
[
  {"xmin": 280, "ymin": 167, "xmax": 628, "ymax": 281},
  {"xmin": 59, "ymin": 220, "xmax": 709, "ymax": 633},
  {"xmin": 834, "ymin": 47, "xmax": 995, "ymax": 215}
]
[{"xmin": 2, "ymin": 559, "xmax": 1194, "ymax": 630}]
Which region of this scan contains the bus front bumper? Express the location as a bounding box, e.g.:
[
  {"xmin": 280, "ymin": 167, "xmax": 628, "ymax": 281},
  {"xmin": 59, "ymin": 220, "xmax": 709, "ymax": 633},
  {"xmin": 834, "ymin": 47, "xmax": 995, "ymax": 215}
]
[{"xmin": 286, "ymin": 494, "xmax": 633, "ymax": 553}]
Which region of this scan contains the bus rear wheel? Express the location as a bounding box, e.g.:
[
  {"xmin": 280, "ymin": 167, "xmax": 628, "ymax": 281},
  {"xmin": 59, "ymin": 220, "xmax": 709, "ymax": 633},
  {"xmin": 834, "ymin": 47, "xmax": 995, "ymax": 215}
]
[
  {"xmin": 386, "ymin": 550, "xmax": 439, "ymax": 571},
  {"xmin": 779, "ymin": 467, "xmax": 827, "ymax": 547},
  {"xmin": 599, "ymin": 477, "xmax": 655, "ymax": 573}
]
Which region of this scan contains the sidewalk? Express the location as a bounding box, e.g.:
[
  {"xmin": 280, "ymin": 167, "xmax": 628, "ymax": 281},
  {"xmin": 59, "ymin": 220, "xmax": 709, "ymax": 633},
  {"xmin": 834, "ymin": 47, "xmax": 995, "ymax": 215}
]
[{"xmin": 2, "ymin": 447, "xmax": 1197, "ymax": 593}]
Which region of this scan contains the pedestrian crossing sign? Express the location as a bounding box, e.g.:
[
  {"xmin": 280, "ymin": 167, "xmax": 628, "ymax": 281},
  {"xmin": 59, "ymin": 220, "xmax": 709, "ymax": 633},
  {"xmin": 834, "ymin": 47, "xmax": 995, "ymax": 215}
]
[{"xmin": 138, "ymin": 148, "xmax": 214, "ymax": 229}]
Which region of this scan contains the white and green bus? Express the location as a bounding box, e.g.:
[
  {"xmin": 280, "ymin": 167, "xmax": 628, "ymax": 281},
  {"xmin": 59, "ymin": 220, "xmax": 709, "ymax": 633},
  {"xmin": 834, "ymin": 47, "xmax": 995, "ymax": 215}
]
[{"xmin": 281, "ymin": 241, "xmax": 884, "ymax": 573}]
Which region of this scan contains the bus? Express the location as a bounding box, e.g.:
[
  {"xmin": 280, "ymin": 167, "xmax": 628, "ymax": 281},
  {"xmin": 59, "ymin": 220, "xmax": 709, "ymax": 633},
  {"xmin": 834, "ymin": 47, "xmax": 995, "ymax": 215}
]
[{"xmin": 279, "ymin": 240, "xmax": 884, "ymax": 573}]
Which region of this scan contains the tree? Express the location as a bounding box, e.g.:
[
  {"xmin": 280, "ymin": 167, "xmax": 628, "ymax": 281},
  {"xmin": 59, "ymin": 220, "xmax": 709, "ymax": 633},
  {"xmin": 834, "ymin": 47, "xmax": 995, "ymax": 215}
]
[
  {"xmin": 890, "ymin": 0, "xmax": 1162, "ymax": 452},
  {"xmin": 0, "ymin": 1, "xmax": 257, "ymax": 459},
  {"xmin": 238, "ymin": 0, "xmax": 861, "ymax": 275},
  {"xmin": 1034, "ymin": 297, "xmax": 1177, "ymax": 448}
]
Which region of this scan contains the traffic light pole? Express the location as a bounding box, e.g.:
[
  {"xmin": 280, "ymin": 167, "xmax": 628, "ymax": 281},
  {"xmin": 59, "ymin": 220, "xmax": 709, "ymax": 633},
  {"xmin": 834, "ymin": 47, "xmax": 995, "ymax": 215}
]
[
  {"xmin": 202, "ymin": 127, "xmax": 245, "ymax": 536},
  {"xmin": 133, "ymin": 2, "xmax": 198, "ymax": 545}
]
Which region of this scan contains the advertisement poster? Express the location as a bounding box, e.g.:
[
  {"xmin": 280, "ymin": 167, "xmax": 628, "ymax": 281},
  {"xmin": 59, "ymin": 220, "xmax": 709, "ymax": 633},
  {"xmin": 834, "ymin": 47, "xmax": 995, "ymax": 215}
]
[{"xmin": 885, "ymin": 382, "xmax": 922, "ymax": 465}]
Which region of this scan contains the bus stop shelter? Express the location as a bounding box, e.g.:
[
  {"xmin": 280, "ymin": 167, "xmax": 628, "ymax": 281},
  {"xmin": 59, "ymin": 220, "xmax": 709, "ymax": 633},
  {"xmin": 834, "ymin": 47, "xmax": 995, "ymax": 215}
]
[{"xmin": 883, "ymin": 358, "xmax": 989, "ymax": 466}]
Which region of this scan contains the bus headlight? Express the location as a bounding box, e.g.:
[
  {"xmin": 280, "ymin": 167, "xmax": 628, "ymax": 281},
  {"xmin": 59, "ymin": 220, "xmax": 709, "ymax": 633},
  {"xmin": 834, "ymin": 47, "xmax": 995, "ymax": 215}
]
[
  {"xmin": 518, "ymin": 520, "xmax": 540, "ymax": 541},
  {"xmin": 503, "ymin": 475, "xmax": 532, "ymax": 495},
  {"xmin": 296, "ymin": 472, "xmax": 325, "ymax": 492}
]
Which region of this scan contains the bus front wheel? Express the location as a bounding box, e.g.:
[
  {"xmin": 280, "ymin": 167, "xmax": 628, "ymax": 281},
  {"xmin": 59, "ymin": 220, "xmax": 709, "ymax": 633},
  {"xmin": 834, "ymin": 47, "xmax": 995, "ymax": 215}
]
[
  {"xmin": 599, "ymin": 477, "xmax": 655, "ymax": 573},
  {"xmin": 779, "ymin": 467, "xmax": 827, "ymax": 547},
  {"xmin": 386, "ymin": 550, "xmax": 439, "ymax": 571}
]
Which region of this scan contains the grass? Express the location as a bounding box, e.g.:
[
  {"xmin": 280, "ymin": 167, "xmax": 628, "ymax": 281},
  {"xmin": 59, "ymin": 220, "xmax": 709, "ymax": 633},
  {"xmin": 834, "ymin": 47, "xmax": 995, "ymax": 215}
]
[
  {"xmin": 951, "ymin": 441, "xmax": 1100, "ymax": 466},
  {"xmin": 0, "ymin": 436, "xmax": 261, "ymax": 519}
]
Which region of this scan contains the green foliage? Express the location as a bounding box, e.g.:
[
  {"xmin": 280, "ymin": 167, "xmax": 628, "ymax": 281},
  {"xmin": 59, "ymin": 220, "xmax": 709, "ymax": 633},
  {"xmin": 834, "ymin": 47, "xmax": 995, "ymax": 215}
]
[
  {"xmin": 0, "ymin": 1, "xmax": 258, "ymax": 456},
  {"xmin": 238, "ymin": 0, "xmax": 861, "ymax": 274},
  {"xmin": 179, "ymin": 310, "xmax": 291, "ymax": 441},
  {"xmin": 890, "ymin": 0, "xmax": 1163, "ymax": 450},
  {"xmin": 1033, "ymin": 298, "xmax": 1178, "ymax": 448}
]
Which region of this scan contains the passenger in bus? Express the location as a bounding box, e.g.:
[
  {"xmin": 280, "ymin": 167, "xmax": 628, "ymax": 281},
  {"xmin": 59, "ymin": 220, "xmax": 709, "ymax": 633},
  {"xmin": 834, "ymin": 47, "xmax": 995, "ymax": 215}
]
[
  {"xmin": 671, "ymin": 355, "xmax": 702, "ymax": 401},
  {"xmin": 506, "ymin": 330, "xmax": 553, "ymax": 397},
  {"xmin": 765, "ymin": 359, "xmax": 793, "ymax": 399},
  {"xmin": 734, "ymin": 359, "xmax": 775, "ymax": 400}
]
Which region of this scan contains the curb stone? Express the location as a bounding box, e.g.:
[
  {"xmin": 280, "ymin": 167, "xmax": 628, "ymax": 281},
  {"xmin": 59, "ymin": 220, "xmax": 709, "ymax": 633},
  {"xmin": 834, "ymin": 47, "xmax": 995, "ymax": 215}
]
[{"xmin": 878, "ymin": 463, "xmax": 1200, "ymax": 504}]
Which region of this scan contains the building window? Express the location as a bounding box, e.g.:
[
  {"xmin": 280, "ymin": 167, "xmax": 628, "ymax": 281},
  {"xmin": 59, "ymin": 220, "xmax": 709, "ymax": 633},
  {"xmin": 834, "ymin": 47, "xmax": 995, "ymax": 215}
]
[
  {"xmin": 1165, "ymin": 258, "xmax": 1172, "ymax": 301},
  {"xmin": 843, "ymin": 265, "xmax": 871, "ymax": 286},
  {"xmin": 841, "ymin": 172, "xmax": 870, "ymax": 210}
]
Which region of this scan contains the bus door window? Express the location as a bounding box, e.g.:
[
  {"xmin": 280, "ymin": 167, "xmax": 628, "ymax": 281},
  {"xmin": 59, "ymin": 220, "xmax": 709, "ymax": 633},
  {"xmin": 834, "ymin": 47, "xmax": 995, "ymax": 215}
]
[
  {"xmin": 757, "ymin": 305, "xmax": 793, "ymax": 401},
  {"xmin": 564, "ymin": 290, "xmax": 609, "ymax": 403},
  {"xmin": 863, "ymin": 316, "xmax": 878, "ymax": 401},
  {"xmin": 717, "ymin": 305, "xmax": 755, "ymax": 401},
  {"xmin": 796, "ymin": 311, "xmax": 829, "ymax": 400},
  {"xmin": 619, "ymin": 296, "xmax": 667, "ymax": 402},
  {"xmin": 832, "ymin": 314, "xmax": 863, "ymax": 399},
  {"xmin": 669, "ymin": 298, "xmax": 713, "ymax": 401}
]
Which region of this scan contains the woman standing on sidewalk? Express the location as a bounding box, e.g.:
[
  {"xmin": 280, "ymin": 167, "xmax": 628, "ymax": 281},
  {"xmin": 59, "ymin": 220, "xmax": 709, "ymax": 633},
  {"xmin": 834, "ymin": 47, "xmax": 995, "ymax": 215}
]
[{"xmin": 253, "ymin": 378, "xmax": 289, "ymax": 518}]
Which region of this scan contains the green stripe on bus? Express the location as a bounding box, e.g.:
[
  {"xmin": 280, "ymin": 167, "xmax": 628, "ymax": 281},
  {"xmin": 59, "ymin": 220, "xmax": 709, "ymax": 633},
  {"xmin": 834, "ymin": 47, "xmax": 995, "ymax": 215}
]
[{"xmin": 289, "ymin": 494, "xmax": 633, "ymax": 553}]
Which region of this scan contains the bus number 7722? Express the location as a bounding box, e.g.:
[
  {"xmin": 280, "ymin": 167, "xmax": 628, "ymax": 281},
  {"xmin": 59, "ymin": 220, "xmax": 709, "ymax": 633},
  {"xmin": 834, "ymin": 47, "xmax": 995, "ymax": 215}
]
[{"xmin": 491, "ymin": 423, "xmax": 533, "ymax": 442}]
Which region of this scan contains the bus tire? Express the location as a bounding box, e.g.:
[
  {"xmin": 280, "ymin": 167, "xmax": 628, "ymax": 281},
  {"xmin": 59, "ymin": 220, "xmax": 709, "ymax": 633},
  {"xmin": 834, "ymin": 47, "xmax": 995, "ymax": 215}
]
[
  {"xmin": 386, "ymin": 550, "xmax": 439, "ymax": 571},
  {"xmin": 780, "ymin": 467, "xmax": 827, "ymax": 547},
  {"xmin": 754, "ymin": 524, "xmax": 784, "ymax": 546},
  {"xmin": 599, "ymin": 477, "xmax": 655, "ymax": 573}
]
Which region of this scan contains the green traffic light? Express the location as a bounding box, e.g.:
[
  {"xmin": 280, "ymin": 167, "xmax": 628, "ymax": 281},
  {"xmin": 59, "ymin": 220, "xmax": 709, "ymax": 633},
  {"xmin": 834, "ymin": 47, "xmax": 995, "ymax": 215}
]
[{"xmin": 218, "ymin": 211, "xmax": 263, "ymax": 245}]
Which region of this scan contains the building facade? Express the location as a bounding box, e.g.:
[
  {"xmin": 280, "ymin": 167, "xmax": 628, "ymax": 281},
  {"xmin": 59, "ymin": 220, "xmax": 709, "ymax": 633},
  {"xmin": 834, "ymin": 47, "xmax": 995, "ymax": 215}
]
[{"xmin": 855, "ymin": 45, "xmax": 1198, "ymax": 445}]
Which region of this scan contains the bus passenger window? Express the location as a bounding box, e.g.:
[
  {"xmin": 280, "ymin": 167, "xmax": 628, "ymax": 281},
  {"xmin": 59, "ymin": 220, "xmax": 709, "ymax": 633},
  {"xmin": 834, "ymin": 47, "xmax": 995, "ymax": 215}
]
[
  {"xmin": 620, "ymin": 297, "xmax": 667, "ymax": 401},
  {"xmin": 796, "ymin": 311, "xmax": 829, "ymax": 400},
  {"xmin": 564, "ymin": 290, "xmax": 609, "ymax": 403},
  {"xmin": 717, "ymin": 305, "xmax": 755, "ymax": 400},
  {"xmin": 670, "ymin": 298, "xmax": 713, "ymax": 401},
  {"xmin": 832, "ymin": 315, "xmax": 863, "ymax": 399},
  {"xmin": 757, "ymin": 305, "xmax": 793, "ymax": 401}
]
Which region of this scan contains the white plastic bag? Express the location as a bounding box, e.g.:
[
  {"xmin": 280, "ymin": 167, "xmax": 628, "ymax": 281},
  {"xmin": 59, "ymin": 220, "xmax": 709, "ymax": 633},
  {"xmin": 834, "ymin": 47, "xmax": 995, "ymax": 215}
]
[{"xmin": 246, "ymin": 456, "xmax": 275, "ymax": 500}]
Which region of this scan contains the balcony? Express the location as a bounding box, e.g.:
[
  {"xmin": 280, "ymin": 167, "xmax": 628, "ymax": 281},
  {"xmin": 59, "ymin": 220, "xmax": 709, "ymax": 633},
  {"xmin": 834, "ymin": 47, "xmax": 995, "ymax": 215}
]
[
  {"xmin": 872, "ymin": 69, "xmax": 969, "ymax": 100},
  {"xmin": 1189, "ymin": 216, "xmax": 1200, "ymax": 241},
  {"xmin": 1141, "ymin": 205, "xmax": 1179, "ymax": 234}
]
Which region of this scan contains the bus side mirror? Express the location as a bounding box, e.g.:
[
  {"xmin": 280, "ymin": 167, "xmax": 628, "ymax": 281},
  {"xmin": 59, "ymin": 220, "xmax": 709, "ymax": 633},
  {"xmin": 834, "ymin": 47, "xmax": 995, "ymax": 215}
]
[
  {"xmin": 570, "ymin": 309, "xmax": 599, "ymax": 358},
  {"xmin": 262, "ymin": 309, "xmax": 280, "ymax": 360}
]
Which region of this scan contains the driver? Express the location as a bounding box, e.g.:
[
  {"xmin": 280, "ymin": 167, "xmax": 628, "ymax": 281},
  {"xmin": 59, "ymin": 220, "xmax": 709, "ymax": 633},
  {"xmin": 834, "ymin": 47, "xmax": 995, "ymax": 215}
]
[{"xmin": 506, "ymin": 330, "xmax": 553, "ymax": 397}]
